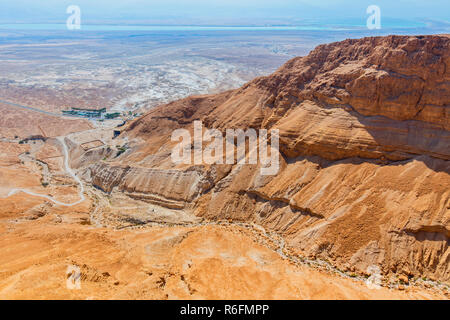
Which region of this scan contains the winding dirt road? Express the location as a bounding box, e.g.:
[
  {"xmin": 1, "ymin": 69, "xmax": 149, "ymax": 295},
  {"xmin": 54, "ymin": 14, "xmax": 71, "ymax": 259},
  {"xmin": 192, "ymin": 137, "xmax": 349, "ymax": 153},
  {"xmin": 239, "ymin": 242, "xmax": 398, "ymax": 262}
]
[{"xmin": 6, "ymin": 136, "xmax": 86, "ymax": 207}]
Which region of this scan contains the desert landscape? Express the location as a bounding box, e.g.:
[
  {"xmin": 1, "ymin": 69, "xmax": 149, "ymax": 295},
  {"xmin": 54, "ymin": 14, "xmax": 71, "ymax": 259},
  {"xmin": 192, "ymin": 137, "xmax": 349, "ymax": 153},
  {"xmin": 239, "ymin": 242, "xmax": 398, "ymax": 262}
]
[
  {"xmin": 0, "ymin": 30, "xmax": 323, "ymax": 116},
  {"xmin": 0, "ymin": 30, "xmax": 448, "ymax": 300}
]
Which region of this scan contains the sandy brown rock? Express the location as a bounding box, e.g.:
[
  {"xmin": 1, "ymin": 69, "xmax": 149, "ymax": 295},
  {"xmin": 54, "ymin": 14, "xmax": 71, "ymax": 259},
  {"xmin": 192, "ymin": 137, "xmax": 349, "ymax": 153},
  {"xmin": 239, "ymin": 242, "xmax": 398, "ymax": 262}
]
[
  {"xmin": 0, "ymin": 211, "xmax": 446, "ymax": 300},
  {"xmin": 108, "ymin": 35, "xmax": 450, "ymax": 283}
]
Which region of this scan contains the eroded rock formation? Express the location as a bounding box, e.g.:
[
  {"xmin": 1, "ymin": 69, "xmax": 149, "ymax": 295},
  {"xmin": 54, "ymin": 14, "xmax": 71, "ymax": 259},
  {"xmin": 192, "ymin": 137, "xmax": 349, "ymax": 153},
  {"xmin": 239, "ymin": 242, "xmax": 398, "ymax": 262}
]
[{"xmin": 86, "ymin": 35, "xmax": 450, "ymax": 283}]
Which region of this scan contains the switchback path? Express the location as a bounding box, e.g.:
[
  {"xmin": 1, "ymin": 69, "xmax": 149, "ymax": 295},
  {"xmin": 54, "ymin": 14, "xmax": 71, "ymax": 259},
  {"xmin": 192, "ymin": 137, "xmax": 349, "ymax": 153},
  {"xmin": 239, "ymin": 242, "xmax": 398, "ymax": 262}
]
[{"xmin": 6, "ymin": 136, "xmax": 86, "ymax": 207}]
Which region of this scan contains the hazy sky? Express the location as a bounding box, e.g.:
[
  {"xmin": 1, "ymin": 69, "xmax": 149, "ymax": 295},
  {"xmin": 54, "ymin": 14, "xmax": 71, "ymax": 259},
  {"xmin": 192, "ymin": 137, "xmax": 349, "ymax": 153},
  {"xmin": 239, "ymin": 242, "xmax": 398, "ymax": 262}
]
[{"xmin": 1, "ymin": 0, "xmax": 449, "ymax": 24}]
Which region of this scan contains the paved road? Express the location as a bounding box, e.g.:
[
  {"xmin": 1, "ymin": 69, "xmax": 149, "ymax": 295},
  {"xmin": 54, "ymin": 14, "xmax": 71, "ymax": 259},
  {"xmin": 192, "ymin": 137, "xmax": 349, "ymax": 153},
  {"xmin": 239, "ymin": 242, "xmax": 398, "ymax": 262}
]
[
  {"xmin": 0, "ymin": 99, "xmax": 62, "ymax": 117},
  {"xmin": 6, "ymin": 136, "xmax": 86, "ymax": 207}
]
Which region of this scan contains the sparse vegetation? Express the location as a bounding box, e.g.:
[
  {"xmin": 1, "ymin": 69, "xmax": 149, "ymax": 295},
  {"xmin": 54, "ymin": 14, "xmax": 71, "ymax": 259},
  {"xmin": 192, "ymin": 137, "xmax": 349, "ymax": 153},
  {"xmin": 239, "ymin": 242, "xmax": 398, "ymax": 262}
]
[
  {"xmin": 116, "ymin": 146, "xmax": 127, "ymax": 157},
  {"xmin": 115, "ymin": 144, "xmax": 129, "ymax": 157}
]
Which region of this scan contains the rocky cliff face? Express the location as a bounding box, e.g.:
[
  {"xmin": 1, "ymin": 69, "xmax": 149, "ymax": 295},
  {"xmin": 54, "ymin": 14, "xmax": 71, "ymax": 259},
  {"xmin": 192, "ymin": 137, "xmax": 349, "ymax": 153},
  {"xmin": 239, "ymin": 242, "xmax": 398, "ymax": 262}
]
[{"xmin": 86, "ymin": 35, "xmax": 450, "ymax": 283}]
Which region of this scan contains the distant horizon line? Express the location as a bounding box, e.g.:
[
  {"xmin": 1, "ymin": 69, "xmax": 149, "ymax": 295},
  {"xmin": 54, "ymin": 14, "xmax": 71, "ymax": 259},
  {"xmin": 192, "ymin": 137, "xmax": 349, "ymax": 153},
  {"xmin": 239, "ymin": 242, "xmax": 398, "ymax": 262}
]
[{"xmin": 0, "ymin": 21, "xmax": 434, "ymax": 32}]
